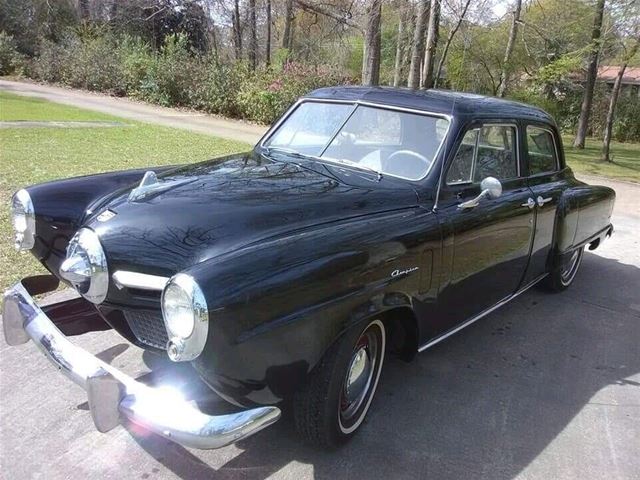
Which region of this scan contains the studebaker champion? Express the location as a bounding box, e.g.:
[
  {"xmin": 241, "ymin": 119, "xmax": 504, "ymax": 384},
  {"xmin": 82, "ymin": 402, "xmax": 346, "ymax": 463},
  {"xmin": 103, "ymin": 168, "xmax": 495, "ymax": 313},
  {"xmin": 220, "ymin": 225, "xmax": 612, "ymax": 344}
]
[{"xmin": 3, "ymin": 87, "xmax": 615, "ymax": 449}]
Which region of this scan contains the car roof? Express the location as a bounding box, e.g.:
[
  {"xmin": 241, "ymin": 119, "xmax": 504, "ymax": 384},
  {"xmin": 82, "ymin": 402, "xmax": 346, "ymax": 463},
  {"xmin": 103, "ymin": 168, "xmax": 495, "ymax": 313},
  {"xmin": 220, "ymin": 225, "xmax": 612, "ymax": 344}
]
[{"xmin": 305, "ymin": 86, "xmax": 555, "ymax": 125}]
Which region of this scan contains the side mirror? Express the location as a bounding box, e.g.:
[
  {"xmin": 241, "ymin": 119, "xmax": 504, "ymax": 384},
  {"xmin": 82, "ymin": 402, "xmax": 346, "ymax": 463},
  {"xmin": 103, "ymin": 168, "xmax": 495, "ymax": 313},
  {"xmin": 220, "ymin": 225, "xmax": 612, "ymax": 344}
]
[
  {"xmin": 480, "ymin": 176, "xmax": 502, "ymax": 199},
  {"xmin": 458, "ymin": 177, "xmax": 503, "ymax": 210}
]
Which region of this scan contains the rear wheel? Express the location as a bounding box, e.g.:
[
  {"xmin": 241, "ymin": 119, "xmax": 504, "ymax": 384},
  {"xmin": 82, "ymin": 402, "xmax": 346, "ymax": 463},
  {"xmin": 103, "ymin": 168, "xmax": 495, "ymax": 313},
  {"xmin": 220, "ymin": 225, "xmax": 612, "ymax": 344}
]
[
  {"xmin": 542, "ymin": 247, "xmax": 584, "ymax": 292},
  {"xmin": 293, "ymin": 319, "xmax": 386, "ymax": 448}
]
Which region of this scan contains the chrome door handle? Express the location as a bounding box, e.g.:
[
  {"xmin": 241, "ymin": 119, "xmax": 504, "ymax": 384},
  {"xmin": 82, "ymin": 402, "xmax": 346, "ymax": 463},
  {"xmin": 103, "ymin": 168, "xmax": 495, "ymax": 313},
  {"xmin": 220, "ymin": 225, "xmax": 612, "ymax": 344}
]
[
  {"xmin": 537, "ymin": 196, "xmax": 553, "ymax": 207},
  {"xmin": 521, "ymin": 198, "xmax": 535, "ymax": 209}
]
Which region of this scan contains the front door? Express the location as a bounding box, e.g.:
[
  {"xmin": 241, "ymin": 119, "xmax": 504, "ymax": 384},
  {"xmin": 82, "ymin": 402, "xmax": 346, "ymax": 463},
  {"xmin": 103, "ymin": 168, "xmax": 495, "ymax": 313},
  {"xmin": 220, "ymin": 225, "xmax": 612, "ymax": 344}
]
[
  {"xmin": 433, "ymin": 123, "xmax": 535, "ymax": 336},
  {"xmin": 521, "ymin": 125, "xmax": 564, "ymax": 285}
]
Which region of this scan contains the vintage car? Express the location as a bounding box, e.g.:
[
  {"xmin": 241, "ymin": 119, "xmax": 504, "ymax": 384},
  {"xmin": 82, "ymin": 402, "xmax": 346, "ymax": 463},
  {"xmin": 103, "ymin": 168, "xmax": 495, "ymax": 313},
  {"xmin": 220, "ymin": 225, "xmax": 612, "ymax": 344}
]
[{"xmin": 3, "ymin": 87, "xmax": 615, "ymax": 449}]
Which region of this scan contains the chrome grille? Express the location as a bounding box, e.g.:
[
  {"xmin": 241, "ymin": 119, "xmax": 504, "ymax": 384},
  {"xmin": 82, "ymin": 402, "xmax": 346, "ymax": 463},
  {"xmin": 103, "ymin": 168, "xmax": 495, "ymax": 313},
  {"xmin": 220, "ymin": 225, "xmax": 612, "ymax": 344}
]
[{"xmin": 124, "ymin": 310, "xmax": 168, "ymax": 350}]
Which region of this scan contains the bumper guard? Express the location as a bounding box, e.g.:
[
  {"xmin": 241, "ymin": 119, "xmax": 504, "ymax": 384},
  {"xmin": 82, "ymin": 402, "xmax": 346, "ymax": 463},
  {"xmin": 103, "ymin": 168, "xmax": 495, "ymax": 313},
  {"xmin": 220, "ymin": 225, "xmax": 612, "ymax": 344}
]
[{"xmin": 2, "ymin": 276, "xmax": 281, "ymax": 449}]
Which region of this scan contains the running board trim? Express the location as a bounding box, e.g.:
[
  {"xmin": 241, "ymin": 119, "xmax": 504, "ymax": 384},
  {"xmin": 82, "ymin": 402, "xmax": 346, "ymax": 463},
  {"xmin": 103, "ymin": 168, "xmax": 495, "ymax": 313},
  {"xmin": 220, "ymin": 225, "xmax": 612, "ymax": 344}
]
[{"xmin": 418, "ymin": 273, "xmax": 548, "ymax": 353}]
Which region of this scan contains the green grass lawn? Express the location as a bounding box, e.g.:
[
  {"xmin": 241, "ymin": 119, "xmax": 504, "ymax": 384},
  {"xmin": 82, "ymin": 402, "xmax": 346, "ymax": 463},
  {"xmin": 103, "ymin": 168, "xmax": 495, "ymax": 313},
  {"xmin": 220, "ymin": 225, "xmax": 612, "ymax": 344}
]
[
  {"xmin": 563, "ymin": 136, "xmax": 640, "ymax": 183},
  {"xmin": 0, "ymin": 91, "xmax": 249, "ymax": 290}
]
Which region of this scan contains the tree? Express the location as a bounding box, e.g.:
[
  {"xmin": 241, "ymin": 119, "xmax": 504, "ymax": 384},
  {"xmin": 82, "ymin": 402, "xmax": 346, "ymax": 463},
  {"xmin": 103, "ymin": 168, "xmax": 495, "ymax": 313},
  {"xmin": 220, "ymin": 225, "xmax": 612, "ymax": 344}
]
[
  {"xmin": 248, "ymin": 0, "xmax": 257, "ymax": 70},
  {"xmin": 408, "ymin": 0, "xmax": 429, "ymax": 89},
  {"xmin": 265, "ymin": 0, "xmax": 272, "ymax": 67},
  {"xmin": 362, "ymin": 0, "xmax": 383, "ymax": 85},
  {"xmin": 393, "ymin": 5, "xmax": 407, "ymax": 87},
  {"xmin": 232, "ymin": 0, "xmax": 243, "ymax": 60},
  {"xmin": 497, "ymin": 0, "xmax": 522, "ymax": 97},
  {"xmin": 574, "ymin": 0, "xmax": 606, "ymax": 149},
  {"xmin": 602, "ymin": 35, "xmax": 640, "ymax": 162},
  {"xmin": 283, "ymin": 0, "xmax": 295, "ymax": 50},
  {"xmin": 422, "ymin": 0, "xmax": 440, "ymax": 89},
  {"xmin": 434, "ymin": 0, "xmax": 472, "ymax": 88}
]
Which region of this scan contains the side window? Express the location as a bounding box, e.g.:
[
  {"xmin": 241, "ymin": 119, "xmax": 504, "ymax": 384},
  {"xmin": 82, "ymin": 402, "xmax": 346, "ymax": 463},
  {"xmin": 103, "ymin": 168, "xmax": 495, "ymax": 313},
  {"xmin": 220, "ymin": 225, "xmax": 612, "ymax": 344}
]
[
  {"xmin": 473, "ymin": 125, "xmax": 518, "ymax": 182},
  {"xmin": 446, "ymin": 129, "xmax": 478, "ymax": 184},
  {"xmin": 446, "ymin": 124, "xmax": 518, "ymax": 185},
  {"xmin": 526, "ymin": 126, "xmax": 558, "ymax": 175}
]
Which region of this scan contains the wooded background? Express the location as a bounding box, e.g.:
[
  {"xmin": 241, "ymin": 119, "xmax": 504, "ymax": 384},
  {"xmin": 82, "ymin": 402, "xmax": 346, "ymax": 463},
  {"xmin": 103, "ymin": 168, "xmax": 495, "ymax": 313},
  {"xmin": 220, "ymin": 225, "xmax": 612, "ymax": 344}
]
[{"xmin": 0, "ymin": 0, "xmax": 639, "ymax": 157}]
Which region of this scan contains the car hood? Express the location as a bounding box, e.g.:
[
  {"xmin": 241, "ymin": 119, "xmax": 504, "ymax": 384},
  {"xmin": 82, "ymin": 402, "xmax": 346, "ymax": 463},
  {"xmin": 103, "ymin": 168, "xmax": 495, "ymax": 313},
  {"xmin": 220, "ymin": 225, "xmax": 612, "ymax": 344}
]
[{"xmin": 87, "ymin": 152, "xmax": 420, "ymax": 277}]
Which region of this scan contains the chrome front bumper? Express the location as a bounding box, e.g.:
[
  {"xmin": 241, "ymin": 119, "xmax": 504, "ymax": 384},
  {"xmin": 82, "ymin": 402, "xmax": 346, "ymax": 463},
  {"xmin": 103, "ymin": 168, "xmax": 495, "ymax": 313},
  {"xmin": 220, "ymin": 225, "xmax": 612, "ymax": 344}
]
[{"xmin": 1, "ymin": 277, "xmax": 281, "ymax": 449}]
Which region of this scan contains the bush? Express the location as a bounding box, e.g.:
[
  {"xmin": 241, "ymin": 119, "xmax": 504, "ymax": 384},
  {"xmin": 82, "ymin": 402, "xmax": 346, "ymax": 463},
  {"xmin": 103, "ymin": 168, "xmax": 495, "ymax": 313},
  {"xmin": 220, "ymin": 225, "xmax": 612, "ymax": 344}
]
[
  {"xmin": 189, "ymin": 60, "xmax": 249, "ymax": 117},
  {"xmin": 0, "ymin": 31, "xmax": 24, "ymax": 75},
  {"xmin": 612, "ymin": 98, "xmax": 640, "ymax": 143},
  {"xmin": 30, "ymin": 34, "xmax": 125, "ymax": 93},
  {"xmin": 237, "ymin": 63, "xmax": 352, "ymax": 124},
  {"xmin": 134, "ymin": 34, "xmax": 200, "ymax": 106},
  {"xmin": 22, "ymin": 31, "xmax": 355, "ymax": 125}
]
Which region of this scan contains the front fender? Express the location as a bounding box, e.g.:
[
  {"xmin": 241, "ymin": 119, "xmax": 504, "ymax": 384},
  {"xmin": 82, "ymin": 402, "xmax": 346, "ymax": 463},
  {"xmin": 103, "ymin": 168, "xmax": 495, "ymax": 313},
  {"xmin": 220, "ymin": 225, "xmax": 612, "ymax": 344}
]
[
  {"xmin": 187, "ymin": 207, "xmax": 441, "ymax": 406},
  {"xmin": 24, "ymin": 166, "xmax": 176, "ymax": 275}
]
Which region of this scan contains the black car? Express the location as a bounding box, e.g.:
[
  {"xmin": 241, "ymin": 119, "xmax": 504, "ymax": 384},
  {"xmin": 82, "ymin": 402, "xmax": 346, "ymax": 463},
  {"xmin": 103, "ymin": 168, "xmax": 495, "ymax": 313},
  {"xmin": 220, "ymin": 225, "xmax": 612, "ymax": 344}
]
[{"xmin": 3, "ymin": 87, "xmax": 615, "ymax": 449}]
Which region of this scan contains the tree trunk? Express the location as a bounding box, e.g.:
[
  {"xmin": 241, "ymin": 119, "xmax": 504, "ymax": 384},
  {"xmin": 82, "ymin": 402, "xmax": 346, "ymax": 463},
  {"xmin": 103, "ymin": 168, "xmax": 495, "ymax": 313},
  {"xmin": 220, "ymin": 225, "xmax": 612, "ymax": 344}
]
[
  {"xmin": 248, "ymin": 0, "xmax": 257, "ymax": 70},
  {"xmin": 362, "ymin": 0, "xmax": 383, "ymax": 86},
  {"xmin": 408, "ymin": 0, "xmax": 429, "ymax": 89},
  {"xmin": 78, "ymin": 0, "xmax": 90, "ymax": 20},
  {"xmin": 283, "ymin": 0, "xmax": 295, "ymax": 50},
  {"xmin": 422, "ymin": 0, "xmax": 440, "ymax": 89},
  {"xmin": 232, "ymin": 0, "xmax": 243, "ymax": 61},
  {"xmin": 602, "ymin": 37, "xmax": 639, "ymax": 162},
  {"xmin": 574, "ymin": 0, "xmax": 606, "ymax": 149},
  {"xmin": 266, "ymin": 0, "xmax": 272, "ymax": 67},
  {"xmin": 497, "ymin": 0, "xmax": 522, "ymax": 98},
  {"xmin": 434, "ymin": 0, "xmax": 472, "ymax": 88},
  {"xmin": 393, "ymin": 11, "xmax": 405, "ymax": 87}
]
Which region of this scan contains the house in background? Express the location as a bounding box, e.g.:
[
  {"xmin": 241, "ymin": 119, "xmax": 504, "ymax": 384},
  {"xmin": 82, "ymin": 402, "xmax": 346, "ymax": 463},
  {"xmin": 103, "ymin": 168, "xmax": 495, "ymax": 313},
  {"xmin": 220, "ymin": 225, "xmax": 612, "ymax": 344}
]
[{"xmin": 597, "ymin": 66, "xmax": 640, "ymax": 96}]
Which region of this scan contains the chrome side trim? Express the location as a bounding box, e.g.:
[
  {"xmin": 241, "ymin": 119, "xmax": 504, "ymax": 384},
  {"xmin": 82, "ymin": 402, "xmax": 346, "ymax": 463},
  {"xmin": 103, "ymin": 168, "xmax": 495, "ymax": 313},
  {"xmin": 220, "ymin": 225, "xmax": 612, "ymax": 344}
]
[
  {"xmin": 418, "ymin": 273, "xmax": 548, "ymax": 352},
  {"xmin": 2, "ymin": 279, "xmax": 281, "ymax": 449},
  {"xmin": 112, "ymin": 271, "xmax": 169, "ymax": 291}
]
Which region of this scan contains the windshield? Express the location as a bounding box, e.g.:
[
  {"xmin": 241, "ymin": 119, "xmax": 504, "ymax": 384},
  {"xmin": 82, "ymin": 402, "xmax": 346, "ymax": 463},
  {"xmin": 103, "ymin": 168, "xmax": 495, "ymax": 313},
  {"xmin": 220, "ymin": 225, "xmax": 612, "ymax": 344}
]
[{"xmin": 264, "ymin": 101, "xmax": 450, "ymax": 180}]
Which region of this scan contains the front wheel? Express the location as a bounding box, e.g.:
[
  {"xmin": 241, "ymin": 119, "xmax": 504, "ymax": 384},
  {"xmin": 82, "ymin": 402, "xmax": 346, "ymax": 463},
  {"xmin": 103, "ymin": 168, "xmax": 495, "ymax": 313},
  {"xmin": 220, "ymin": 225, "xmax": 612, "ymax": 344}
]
[
  {"xmin": 293, "ymin": 319, "xmax": 386, "ymax": 448},
  {"xmin": 542, "ymin": 247, "xmax": 584, "ymax": 292}
]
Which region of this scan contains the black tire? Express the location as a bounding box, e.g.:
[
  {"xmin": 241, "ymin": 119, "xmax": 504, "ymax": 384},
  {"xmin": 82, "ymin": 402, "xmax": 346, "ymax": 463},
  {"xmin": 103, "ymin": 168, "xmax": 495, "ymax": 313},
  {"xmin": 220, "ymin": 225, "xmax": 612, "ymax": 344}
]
[
  {"xmin": 293, "ymin": 318, "xmax": 386, "ymax": 448},
  {"xmin": 542, "ymin": 247, "xmax": 584, "ymax": 292}
]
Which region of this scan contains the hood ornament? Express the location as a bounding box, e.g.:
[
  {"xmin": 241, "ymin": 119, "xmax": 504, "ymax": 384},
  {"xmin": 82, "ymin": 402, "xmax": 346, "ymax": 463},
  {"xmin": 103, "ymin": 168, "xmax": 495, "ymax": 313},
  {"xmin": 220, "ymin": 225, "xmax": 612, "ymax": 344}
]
[{"xmin": 128, "ymin": 171, "xmax": 193, "ymax": 203}]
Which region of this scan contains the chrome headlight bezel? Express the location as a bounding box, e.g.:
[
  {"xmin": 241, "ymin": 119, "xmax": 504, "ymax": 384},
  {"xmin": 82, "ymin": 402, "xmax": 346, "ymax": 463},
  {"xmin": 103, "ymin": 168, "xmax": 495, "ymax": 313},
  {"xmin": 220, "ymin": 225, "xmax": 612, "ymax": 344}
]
[
  {"xmin": 60, "ymin": 228, "xmax": 109, "ymax": 304},
  {"xmin": 11, "ymin": 189, "xmax": 36, "ymax": 251},
  {"xmin": 161, "ymin": 273, "xmax": 209, "ymax": 362}
]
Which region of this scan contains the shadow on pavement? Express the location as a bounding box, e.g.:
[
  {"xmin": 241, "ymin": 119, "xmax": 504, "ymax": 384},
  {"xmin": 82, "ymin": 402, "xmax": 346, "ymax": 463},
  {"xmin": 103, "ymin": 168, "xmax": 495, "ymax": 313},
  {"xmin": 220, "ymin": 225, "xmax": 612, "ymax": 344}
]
[{"xmin": 118, "ymin": 253, "xmax": 639, "ymax": 479}]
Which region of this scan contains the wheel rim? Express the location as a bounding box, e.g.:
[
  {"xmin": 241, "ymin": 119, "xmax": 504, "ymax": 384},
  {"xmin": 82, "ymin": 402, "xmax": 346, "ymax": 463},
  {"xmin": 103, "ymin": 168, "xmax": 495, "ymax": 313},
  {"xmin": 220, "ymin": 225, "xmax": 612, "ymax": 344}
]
[
  {"xmin": 560, "ymin": 249, "xmax": 582, "ymax": 286},
  {"xmin": 338, "ymin": 320, "xmax": 385, "ymax": 434}
]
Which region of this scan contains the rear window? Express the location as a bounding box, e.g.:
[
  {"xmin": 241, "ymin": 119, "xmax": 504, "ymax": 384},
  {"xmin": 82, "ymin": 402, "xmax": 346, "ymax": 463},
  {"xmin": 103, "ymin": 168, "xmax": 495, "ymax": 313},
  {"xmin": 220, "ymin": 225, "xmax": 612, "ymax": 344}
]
[{"xmin": 526, "ymin": 126, "xmax": 558, "ymax": 175}]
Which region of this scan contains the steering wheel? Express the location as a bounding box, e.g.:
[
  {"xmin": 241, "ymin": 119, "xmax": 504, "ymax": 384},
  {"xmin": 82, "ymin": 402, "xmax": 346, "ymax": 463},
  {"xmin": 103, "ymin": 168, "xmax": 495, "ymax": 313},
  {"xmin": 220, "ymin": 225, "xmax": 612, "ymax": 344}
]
[{"xmin": 385, "ymin": 150, "xmax": 430, "ymax": 178}]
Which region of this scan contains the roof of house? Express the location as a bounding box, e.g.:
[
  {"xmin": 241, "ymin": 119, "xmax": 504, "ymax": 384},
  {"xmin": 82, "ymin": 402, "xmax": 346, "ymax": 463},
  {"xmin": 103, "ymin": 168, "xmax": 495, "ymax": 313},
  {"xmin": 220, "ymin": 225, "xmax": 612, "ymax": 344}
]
[
  {"xmin": 305, "ymin": 86, "xmax": 555, "ymax": 124},
  {"xmin": 598, "ymin": 66, "xmax": 640, "ymax": 85}
]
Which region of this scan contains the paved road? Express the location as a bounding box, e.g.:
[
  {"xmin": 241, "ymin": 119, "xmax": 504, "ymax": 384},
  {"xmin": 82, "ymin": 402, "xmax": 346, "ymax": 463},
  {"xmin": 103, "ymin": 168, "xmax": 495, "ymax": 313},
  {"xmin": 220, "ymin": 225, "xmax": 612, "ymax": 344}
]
[
  {"xmin": 1, "ymin": 82, "xmax": 639, "ymax": 479},
  {"xmin": 0, "ymin": 79, "xmax": 266, "ymax": 144}
]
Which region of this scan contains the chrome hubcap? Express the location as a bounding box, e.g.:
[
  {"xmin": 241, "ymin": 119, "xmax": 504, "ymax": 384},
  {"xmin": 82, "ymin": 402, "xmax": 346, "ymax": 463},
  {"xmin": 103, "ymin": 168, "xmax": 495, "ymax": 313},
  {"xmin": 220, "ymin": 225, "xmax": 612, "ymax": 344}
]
[
  {"xmin": 341, "ymin": 332, "xmax": 377, "ymax": 421},
  {"xmin": 345, "ymin": 347, "xmax": 371, "ymax": 405}
]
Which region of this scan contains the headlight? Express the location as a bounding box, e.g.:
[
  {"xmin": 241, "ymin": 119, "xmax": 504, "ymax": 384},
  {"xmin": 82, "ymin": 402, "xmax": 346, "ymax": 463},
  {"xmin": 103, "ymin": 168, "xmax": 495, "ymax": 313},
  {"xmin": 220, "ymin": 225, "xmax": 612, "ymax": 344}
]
[
  {"xmin": 11, "ymin": 189, "xmax": 36, "ymax": 251},
  {"xmin": 161, "ymin": 273, "xmax": 209, "ymax": 362},
  {"xmin": 59, "ymin": 228, "xmax": 108, "ymax": 304}
]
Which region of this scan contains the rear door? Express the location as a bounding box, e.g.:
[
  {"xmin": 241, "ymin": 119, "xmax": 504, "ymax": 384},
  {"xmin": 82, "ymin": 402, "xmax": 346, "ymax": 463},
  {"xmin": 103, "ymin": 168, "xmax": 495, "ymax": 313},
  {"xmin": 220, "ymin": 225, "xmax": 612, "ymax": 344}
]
[
  {"xmin": 522, "ymin": 125, "xmax": 564, "ymax": 285},
  {"xmin": 434, "ymin": 122, "xmax": 535, "ymax": 334}
]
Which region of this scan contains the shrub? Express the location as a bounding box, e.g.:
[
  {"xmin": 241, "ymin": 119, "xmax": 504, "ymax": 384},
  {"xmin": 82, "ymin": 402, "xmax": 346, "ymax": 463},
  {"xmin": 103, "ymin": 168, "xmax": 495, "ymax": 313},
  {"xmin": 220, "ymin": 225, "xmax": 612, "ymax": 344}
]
[
  {"xmin": 237, "ymin": 63, "xmax": 352, "ymax": 124},
  {"xmin": 613, "ymin": 97, "xmax": 640, "ymax": 143},
  {"xmin": 118, "ymin": 36, "xmax": 155, "ymax": 96},
  {"xmin": 0, "ymin": 31, "xmax": 24, "ymax": 75},
  {"xmin": 135, "ymin": 34, "xmax": 199, "ymax": 106},
  {"xmin": 189, "ymin": 60, "xmax": 249, "ymax": 117}
]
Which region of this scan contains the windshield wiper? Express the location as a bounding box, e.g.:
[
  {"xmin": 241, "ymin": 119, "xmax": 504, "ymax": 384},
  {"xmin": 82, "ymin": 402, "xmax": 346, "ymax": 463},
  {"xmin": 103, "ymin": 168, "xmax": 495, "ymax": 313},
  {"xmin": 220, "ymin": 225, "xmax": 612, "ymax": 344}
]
[
  {"xmin": 321, "ymin": 157, "xmax": 383, "ymax": 181},
  {"xmin": 262, "ymin": 146, "xmax": 383, "ymax": 181}
]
